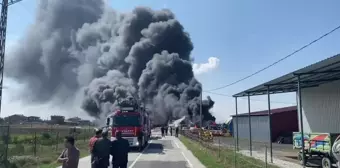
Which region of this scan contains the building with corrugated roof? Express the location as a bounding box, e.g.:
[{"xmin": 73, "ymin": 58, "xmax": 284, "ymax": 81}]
[{"xmin": 231, "ymin": 106, "xmax": 298, "ymax": 142}]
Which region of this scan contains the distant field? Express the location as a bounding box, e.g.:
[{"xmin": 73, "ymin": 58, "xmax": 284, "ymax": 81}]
[{"xmin": 5, "ymin": 124, "xmax": 95, "ymax": 135}]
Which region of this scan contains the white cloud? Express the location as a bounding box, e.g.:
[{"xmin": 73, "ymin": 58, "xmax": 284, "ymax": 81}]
[{"xmin": 193, "ymin": 57, "xmax": 220, "ymax": 75}]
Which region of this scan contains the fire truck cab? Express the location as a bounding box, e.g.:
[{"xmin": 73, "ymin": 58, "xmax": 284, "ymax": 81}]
[{"xmin": 106, "ymin": 98, "xmax": 151, "ymax": 150}]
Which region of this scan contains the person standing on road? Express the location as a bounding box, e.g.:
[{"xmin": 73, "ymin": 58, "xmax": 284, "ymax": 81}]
[
  {"xmin": 137, "ymin": 130, "xmax": 144, "ymax": 151},
  {"xmin": 175, "ymin": 126, "xmax": 179, "ymax": 137},
  {"xmin": 165, "ymin": 126, "xmax": 168, "ymax": 136},
  {"xmin": 161, "ymin": 126, "xmax": 165, "ymax": 137},
  {"xmin": 111, "ymin": 131, "xmax": 130, "ymax": 168},
  {"xmin": 170, "ymin": 126, "xmax": 173, "ymax": 136},
  {"xmin": 89, "ymin": 129, "xmax": 102, "ymax": 167},
  {"xmin": 92, "ymin": 130, "xmax": 111, "ymax": 168},
  {"xmin": 58, "ymin": 136, "xmax": 80, "ymax": 168}
]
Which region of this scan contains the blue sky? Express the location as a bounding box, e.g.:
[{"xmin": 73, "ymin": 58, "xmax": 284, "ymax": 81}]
[{"xmin": 2, "ymin": 0, "xmax": 340, "ymax": 122}]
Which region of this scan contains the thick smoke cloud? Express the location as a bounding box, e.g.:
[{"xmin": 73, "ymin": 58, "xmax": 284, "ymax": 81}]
[{"xmin": 5, "ymin": 0, "xmax": 215, "ymax": 125}]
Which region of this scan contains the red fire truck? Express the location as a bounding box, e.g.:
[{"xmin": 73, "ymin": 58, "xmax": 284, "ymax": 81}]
[{"xmin": 106, "ymin": 98, "xmax": 151, "ymax": 151}]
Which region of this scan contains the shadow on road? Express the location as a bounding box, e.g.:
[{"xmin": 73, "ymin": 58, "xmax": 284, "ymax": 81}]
[
  {"xmin": 129, "ymin": 147, "xmax": 143, "ymax": 153},
  {"xmin": 128, "ymin": 142, "xmax": 165, "ymax": 154},
  {"xmin": 143, "ymin": 142, "xmax": 165, "ymax": 155},
  {"xmin": 150, "ymin": 136, "xmax": 162, "ymax": 140}
]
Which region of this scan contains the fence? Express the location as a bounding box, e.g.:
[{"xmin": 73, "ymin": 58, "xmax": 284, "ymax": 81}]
[
  {"xmin": 0, "ymin": 125, "xmax": 10, "ymax": 168},
  {"xmin": 181, "ymin": 129, "xmax": 278, "ymax": 168},
  {"xmin": 0, "ymin": 124, "xmax": 94, "ymax": 167}
]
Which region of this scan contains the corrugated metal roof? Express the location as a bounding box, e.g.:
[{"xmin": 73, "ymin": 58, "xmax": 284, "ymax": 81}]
[
  {"xmin": 231, "ymin": 106, "xmax": 297, "ymax": 117},
  {"xmin": 233, "ymin": 54, "xmax": 340, "ymax": 97}
]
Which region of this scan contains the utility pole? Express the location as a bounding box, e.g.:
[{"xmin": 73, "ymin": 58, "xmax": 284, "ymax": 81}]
[
  {"xmin": 199, "ymin": 92, "xmax": 202, "ymax": 127},
  {"xmin": 0, "ymin": 0, "xmax": 23, "ymax": 116}
]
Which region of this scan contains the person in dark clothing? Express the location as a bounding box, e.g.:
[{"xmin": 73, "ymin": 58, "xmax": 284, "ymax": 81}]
[
  {"xmin": 165, "ymin": 126, "xmax": 168, "ymax": 136},
  {"xmin": 89, "ymin": 129, "xmax": 102, "ymax": 168},
  {"xmin": 175, "ymin": 127, "xmax": 179, "ymax": 137},
  {"xmin": 137, "ymin": 131, "xmax": 144, "ymax": 152},
  {"xmin": 169, "ymin": 126, "xmax": 173, "ymax": 136},
  {"xmin": 111, "ymin": 131, "xmax": 130, "ymax": 168},
  {"xmin": 161, "ymin": 127, "xmax": 165, "ymax": 137},
  {"xmin": 92, "ymin": 130, "xmax": 111, "ymax": 168}
]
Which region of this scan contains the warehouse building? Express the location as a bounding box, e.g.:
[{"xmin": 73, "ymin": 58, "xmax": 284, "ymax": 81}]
[
  {"xmin": 299, "ymin": 79, "xmax": 340, "ymax": 133},
  {"xmin": 234, "ymin": 54, "xmax": 340, "ymax": 135},
  {"xmin": 231, "ymin": 106, "xmax": 298, "ymax": 142},
  {"xmin": 232, "ymin": 54, "xmax": 340, "ymax": 162}
]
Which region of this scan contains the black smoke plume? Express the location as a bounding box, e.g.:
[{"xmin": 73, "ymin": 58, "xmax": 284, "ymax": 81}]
[{"xmin": 5, "ymin": 0, "xmax": 215, "ymax": 125}]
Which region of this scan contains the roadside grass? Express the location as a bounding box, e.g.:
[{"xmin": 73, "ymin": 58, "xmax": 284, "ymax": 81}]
[
  {"xmin": 180, "ymin": 136, "xmax": 279, "ymax": 168},
  {"xmin": 39, "ymin": 140, "xmax": 90, "ymax": 168},
  {"xmin": 5, "ymin": 140, "xmax": 89, "ymax": 168},
  {"xmin": 2, "ymin": 131, "xmax": 93, "ymax": 168}
]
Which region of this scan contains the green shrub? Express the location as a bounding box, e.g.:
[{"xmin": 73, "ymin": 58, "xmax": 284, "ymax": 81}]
[
  {"xmin": 10, "ymin": 144, "xmax": 25, "ymax": 155},
  {"xmin": 41, "ymin": 133, "xmax": 51, "ymax": 139},
  {"xmin": 12, "ymin": 136, "xmax": 19, "ymax": 144},
  {"xmin": 8, "ymin": 155, "xmax": 38, "ymax": 168},
  {"xmin": 2, "ymin": 135, "xmax": 9, "ymax": 144}
]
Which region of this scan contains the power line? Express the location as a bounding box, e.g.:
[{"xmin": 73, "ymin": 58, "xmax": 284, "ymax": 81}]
[
  {"xmin": 206, "ymin": 24, "xmax": 340, "ymax": 92},
  {"xmin": 203, "ymin": 91, "xmax": 295, "ymax": 105}
]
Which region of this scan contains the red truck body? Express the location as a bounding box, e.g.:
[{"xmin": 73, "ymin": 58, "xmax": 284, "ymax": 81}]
[{"xmin": 106, "ymin": 105, "xmax": 151, "ymax": 148}]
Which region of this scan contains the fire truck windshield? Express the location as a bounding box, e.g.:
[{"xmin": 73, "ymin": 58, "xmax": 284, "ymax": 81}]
[{"xmin": 112, "ymin": 115, "xmax": 141, "ymax": 127}]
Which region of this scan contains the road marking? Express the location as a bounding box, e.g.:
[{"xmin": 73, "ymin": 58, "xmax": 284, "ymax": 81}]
[
  {"xmin": 181, "ymin": 151, "xmax": 193, "ymax": 168},
  {"xmin": 128, "ymin": 140, "xmax": 152, "ymax": 168},
  {"xmin": 174, "ymin": 140, "xmax": 180, "ymax": 148}
]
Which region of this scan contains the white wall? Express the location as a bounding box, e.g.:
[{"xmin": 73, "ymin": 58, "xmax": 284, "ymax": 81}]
[
  {"xmin": 298, "ymin": 80, "xmax": 340, "ymax": 133},
  {"xmin": 233, "ymin": 115, "xmax": 270, "ymax": 142}
]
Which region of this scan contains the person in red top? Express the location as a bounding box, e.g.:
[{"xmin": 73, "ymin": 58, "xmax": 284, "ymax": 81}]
[{"xmin": 89, "ymin": 128, "xmax": 102, "ymax": 168}]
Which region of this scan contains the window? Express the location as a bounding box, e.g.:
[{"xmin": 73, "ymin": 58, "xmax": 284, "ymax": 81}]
[{"xmin": 112, "ymin": 115, "xmax": 141, "ymax": 127}]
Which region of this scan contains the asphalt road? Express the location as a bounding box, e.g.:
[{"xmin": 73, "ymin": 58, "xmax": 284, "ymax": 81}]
[{"xmin": 59, "ymin": 129, "xmax": 205, "ymax": 168}]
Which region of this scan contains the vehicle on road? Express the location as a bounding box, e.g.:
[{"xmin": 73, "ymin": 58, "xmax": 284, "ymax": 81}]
[
  {"xmin": 205, "ymin": 121, "xmax": 224, "ymax": 136},
  {"xmin": 209, "ymin": 125, "xmax": 224, "ymax": 136},
  {"xmin": 106, "ymin": 97, "xmax": 151, "ymax": 151},
  {"xmin": 293, "ymin": 132, "xmax": 340, "ymax": 168},
  {"xmin": 189, "ymin": 126, "xmax": 200, "ymax": 134}
]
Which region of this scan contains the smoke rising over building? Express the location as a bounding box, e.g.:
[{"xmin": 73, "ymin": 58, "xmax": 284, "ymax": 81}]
[{"xmin": 5, "ymin": 0, "xmax": 215, "ymax": 125}]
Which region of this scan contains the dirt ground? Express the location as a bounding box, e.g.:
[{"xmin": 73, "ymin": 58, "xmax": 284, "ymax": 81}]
[
  {"xmin": 213, "ymin": 137, "xmax": 301, "ymax": 164},
  {"xmin": 214, "ymin": 137, "xmax": 326, "ymax": 167}
]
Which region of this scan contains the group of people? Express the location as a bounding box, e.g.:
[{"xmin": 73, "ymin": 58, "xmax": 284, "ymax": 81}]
[
  {"xmin": 161, "ymin": 126, "xmax": 179, "ymax": 137},
  {"xmin": 56, "ymin": 126, "xmax": 179, "ymax": 168},
  {"xmin": 57, "ymin": 128, "xmax": 129, "ymax": 168},
  {"xmin": 89, "ymin": 129, "xmax": 130, "ymax": 168}
]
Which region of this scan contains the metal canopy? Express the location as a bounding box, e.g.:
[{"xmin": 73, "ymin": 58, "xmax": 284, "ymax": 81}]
[{"xmin": 233, "ymin": 54, "xmax": 340, "ymax": 97}]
